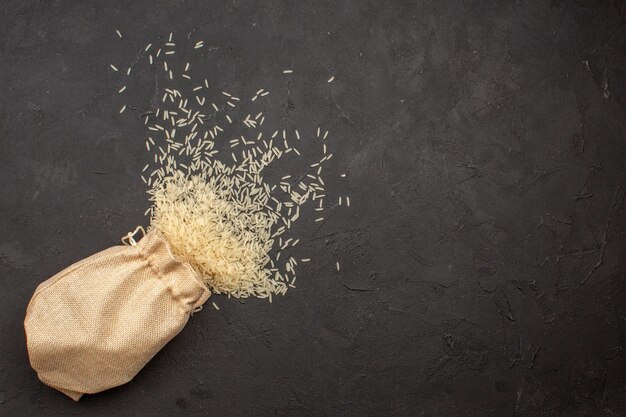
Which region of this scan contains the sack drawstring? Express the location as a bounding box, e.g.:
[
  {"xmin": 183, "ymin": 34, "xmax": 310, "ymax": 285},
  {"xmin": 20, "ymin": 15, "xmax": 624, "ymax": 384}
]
[
  {"xmin": 191, "ymin": 305, "xmax": 203, "ymax": 316},
  {"xmin": 121, "ymin": 226, "xmax": 146, "ymax": 247}
]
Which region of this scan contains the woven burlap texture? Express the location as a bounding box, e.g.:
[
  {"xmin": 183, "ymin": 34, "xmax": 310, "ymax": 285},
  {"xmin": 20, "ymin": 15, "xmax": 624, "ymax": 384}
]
[{"xmin": 24, "ymin": 230, "xmax": 210, "ymax": 401}]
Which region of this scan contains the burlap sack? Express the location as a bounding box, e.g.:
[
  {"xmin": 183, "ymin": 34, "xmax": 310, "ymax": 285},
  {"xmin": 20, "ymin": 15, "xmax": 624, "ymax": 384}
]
[{"xmin": 24, "ymin": 228, "xmax": 210, "ymax": 401}]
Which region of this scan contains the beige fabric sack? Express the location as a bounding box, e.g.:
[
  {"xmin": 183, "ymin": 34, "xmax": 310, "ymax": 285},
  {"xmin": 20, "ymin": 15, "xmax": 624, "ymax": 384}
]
[{"xmin": 24, "ymin": 228, "xmax": 210, "ymax": 401}]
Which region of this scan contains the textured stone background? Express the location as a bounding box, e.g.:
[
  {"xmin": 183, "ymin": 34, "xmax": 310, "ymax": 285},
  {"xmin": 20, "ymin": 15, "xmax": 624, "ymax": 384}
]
[{"xmin": 1, "ymin": 1, "xmax": 625, "ymax": 416}]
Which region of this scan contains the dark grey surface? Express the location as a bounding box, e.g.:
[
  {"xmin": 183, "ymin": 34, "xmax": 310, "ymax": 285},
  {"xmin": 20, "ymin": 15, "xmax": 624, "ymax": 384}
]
[{"xmin": 1, "ymin": 1, "xmax": 625, "ymax": 416}]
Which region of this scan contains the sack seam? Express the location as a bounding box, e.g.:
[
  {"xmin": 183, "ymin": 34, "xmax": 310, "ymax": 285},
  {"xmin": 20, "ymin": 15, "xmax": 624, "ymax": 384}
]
[
  {"xmin": 131, "ymin": 244, "xmax": 191, "ymax": 315},
  {"xmin": 149, "ymin": 229, "xmax": 211, "ymax": 294}
]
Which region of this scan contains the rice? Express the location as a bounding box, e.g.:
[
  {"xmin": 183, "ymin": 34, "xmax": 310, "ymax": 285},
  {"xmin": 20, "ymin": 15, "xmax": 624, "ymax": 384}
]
[
  {"xmin": 116, "ymin": 29, "xmax": 122, "ymax": 38},
  {"xmin": 115, "ymin": 34, "xmax": 349, "ymax": 301},
  {"xmin": 328, "ymin": 76, "xmax": 335, "ymax": 83},
  {"xmin": 149, "ymin": 172, "xmax": 278, "ymax": 297}
]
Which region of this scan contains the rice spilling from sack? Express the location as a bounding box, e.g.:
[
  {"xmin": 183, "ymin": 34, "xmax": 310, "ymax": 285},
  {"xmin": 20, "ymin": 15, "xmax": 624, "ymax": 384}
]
[{"xmin": 111, "ymin": 31, "xmax": 349, "ymax": 301}]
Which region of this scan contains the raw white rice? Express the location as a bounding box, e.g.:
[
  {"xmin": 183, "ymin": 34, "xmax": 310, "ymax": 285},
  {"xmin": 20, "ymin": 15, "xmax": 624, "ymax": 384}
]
[{"xmin": 114, "ymin": 35, "xmax": 350, "ymax": 302}]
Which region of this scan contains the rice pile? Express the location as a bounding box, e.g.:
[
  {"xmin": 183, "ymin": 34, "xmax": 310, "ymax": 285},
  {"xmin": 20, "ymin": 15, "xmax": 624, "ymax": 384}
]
[
  {"xmin": 111, "ymin": 31, "xmax": 348, "ymax": 300},
  {"xmin": 149, "ymin": 170, "xmax": 278, "ymax": 298}
]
